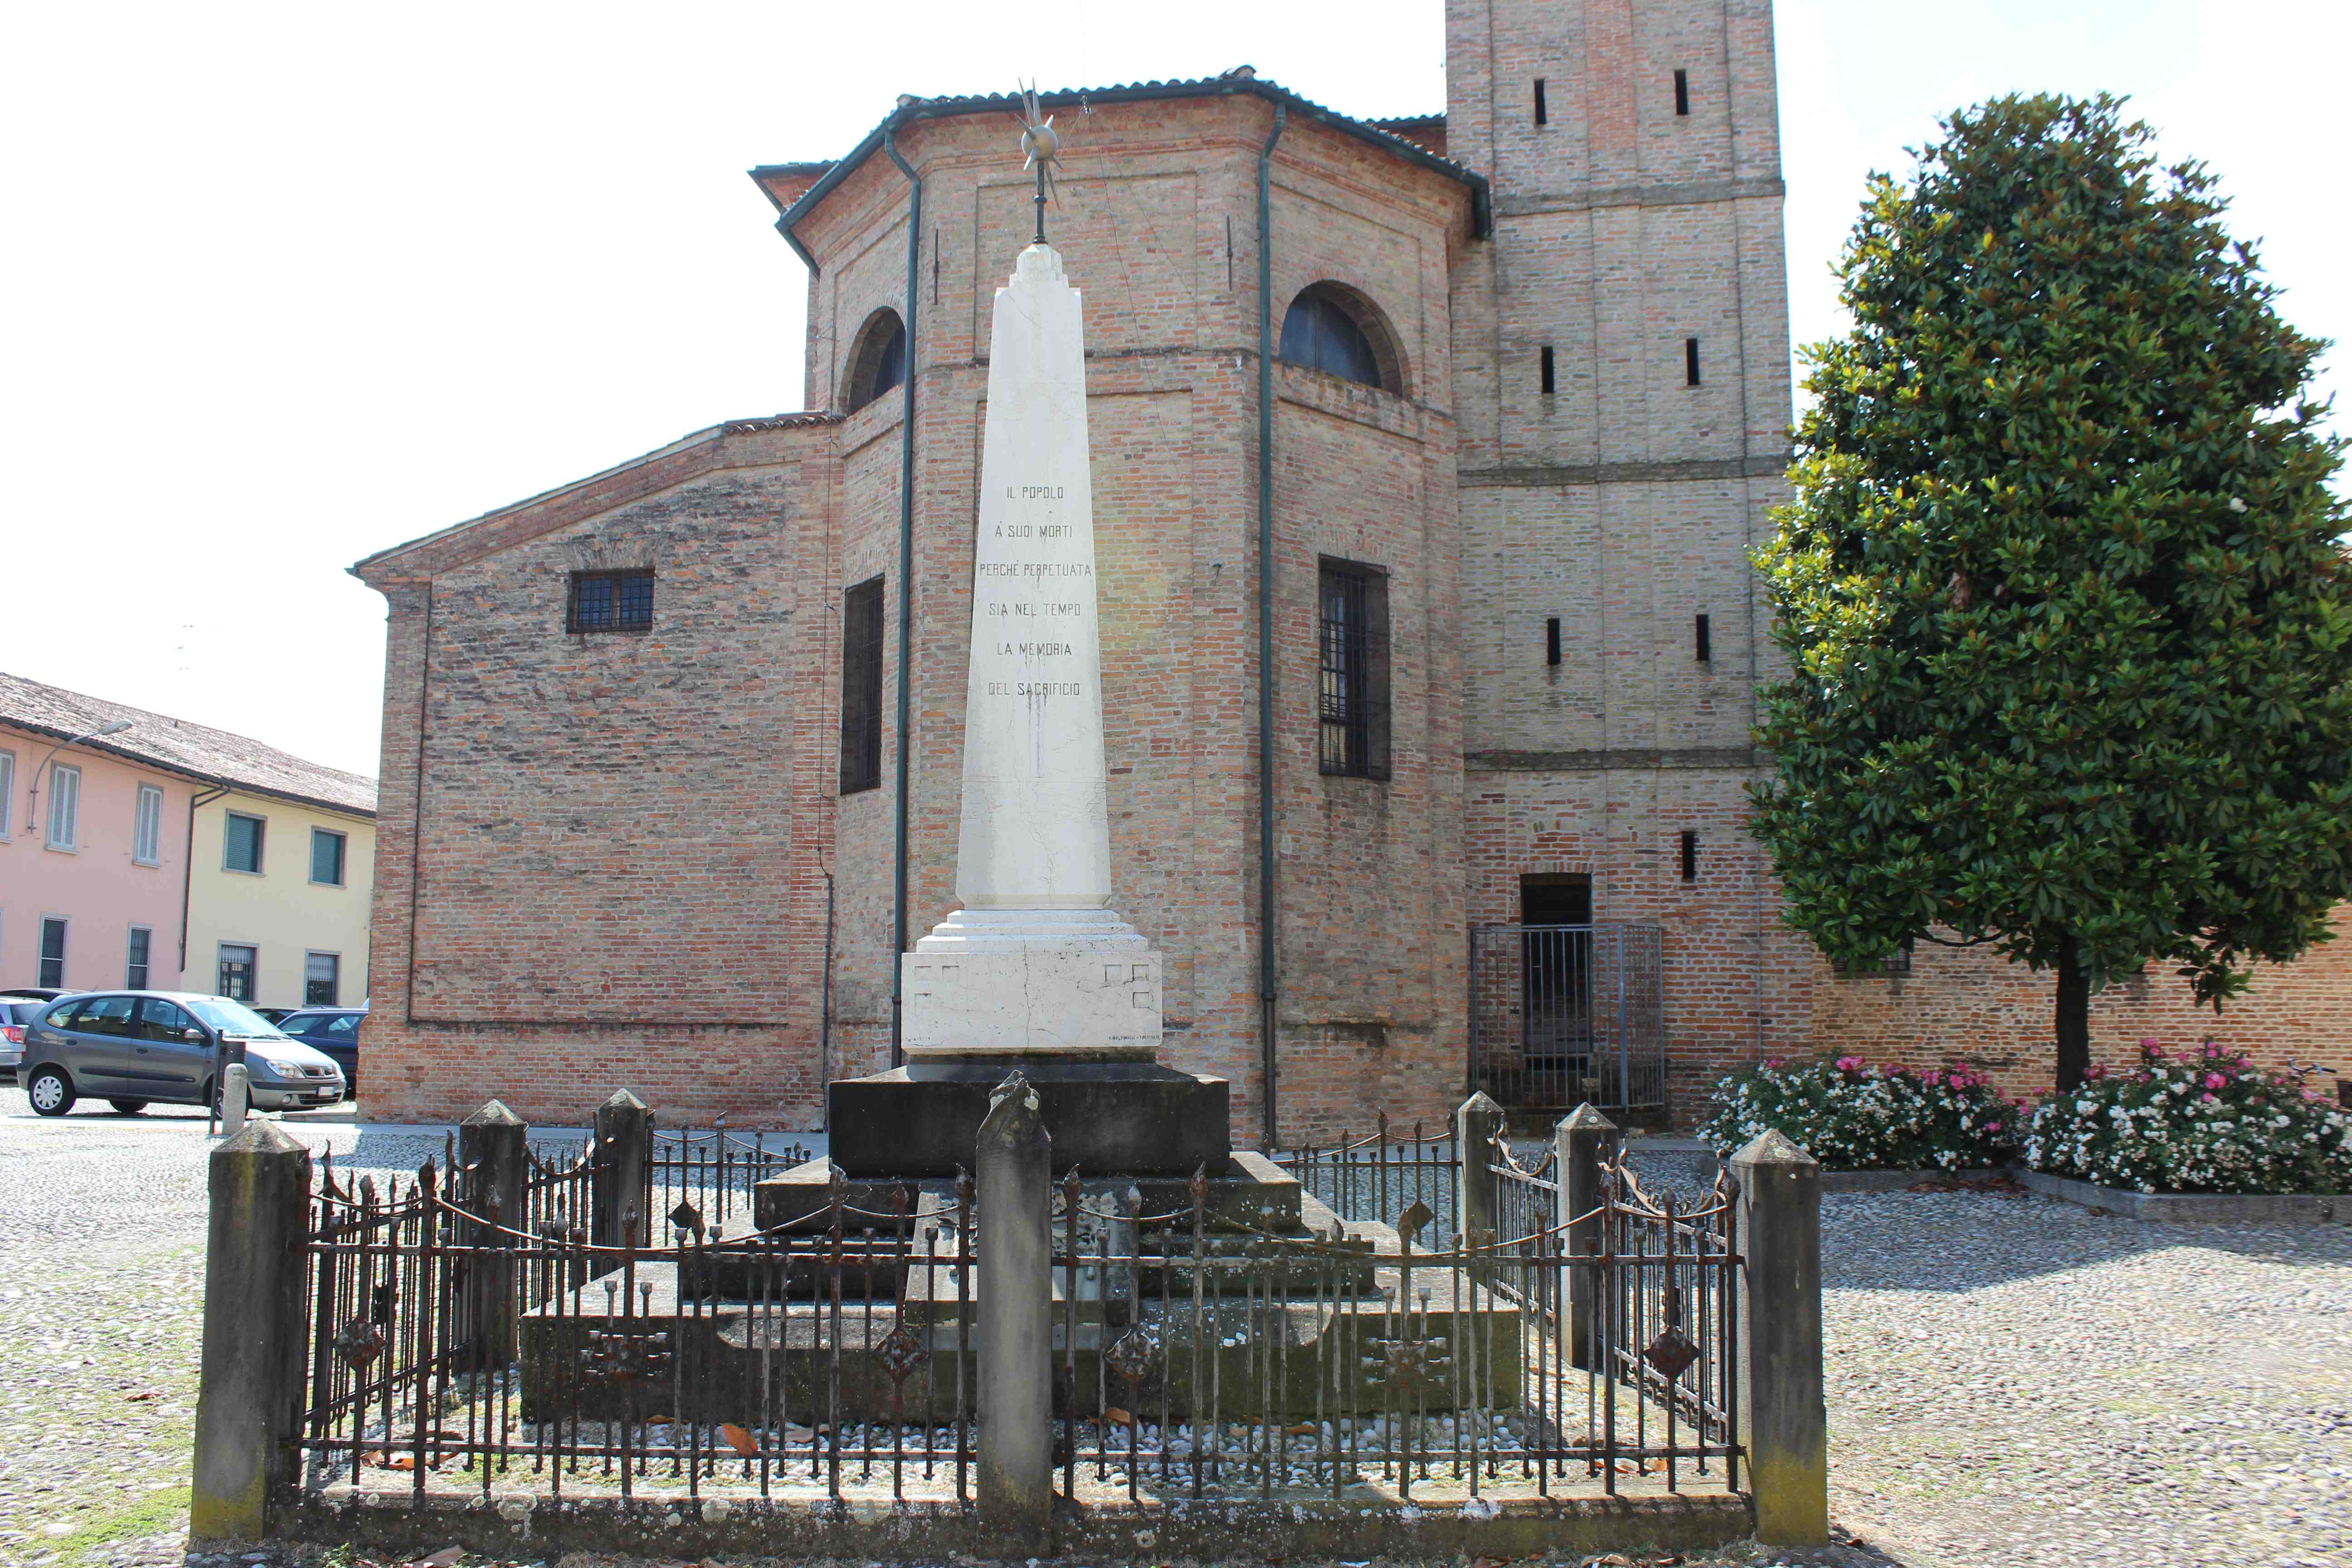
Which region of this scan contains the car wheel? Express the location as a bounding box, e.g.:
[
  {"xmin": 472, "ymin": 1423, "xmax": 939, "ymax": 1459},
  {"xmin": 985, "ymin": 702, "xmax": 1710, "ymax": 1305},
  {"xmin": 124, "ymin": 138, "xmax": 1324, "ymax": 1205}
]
[
  {"xmin": 108, "ymin": 1099, "xmax": 149, "ymax": 1115},
  {"xmin": 26, "ymin": 1066, "xmax": 75, "ymax": 1117}
]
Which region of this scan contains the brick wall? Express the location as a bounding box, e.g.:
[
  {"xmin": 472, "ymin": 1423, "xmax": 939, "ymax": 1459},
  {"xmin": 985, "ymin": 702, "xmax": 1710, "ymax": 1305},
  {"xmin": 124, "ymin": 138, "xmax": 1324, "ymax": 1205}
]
[{"xmin": 352, "ymin": 6, "xmax": 2352, "ymax": 1141}]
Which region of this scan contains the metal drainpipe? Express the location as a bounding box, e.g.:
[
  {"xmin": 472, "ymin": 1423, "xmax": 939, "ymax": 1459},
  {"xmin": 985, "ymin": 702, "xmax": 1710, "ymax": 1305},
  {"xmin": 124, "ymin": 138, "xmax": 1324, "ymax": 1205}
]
[
  {"xmin": 819, "ymin": 868, "xmax": 836, "ymax": 1128},
  {"xmin": 884, "ymin": 126, "xmax": 922, "ymax": 1068},
  {"xmin": 1256, "ymin": 102, "xmax": 1286, "ymax": 1148},
  {"xmin": 178, "ymin": 781, "xmax": 231, "ymax": 975}
]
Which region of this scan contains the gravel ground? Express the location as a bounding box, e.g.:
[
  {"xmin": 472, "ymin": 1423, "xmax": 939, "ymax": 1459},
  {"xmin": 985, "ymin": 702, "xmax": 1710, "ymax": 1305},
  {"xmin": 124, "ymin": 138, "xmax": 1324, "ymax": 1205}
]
[{"xmin": 1, "ymin": 1093, "xmax": 2344, "ymax": 1568}]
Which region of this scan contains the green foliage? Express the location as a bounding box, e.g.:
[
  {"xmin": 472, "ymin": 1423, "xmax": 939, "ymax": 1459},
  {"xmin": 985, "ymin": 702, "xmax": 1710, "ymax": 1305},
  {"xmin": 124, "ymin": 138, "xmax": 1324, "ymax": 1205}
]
[
  {"xmin": 1698, "ymin": 1055, "xmax": 2022, "ymax": 1171},
  {"xmin": 2025, "ymin": 1042, "xmax": 2351, "ymax": 1194},
  {"xmin": 1752, "ymin": 93, "xmax": 2352, "ymax": 1010}
]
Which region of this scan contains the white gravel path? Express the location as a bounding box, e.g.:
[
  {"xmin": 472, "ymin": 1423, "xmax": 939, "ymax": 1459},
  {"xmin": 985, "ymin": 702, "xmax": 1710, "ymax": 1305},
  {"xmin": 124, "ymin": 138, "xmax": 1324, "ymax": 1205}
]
[{"xmin": 0, "ymin": 1092, "xmax": 2342, "ymax": 1568}]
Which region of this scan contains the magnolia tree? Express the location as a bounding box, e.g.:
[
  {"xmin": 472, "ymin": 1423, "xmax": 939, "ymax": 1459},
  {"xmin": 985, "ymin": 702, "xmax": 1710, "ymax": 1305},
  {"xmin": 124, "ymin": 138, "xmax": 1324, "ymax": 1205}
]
[{"xmin": 1753, "ymin": 94, "xmax": 2352, "ymax": 1090}]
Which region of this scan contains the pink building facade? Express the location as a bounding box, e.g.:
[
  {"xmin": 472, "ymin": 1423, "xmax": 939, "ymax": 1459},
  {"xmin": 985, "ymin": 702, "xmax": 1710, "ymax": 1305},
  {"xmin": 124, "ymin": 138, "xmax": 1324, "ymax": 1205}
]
[{"xmin": 0, "ymin": 718, "xmax": 198, "ymax": 995}]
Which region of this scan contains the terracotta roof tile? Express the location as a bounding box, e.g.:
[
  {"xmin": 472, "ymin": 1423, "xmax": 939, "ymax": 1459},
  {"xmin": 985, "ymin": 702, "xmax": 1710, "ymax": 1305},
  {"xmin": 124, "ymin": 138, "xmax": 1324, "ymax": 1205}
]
[{"xmin": 0, "ymin": 671, "xmax": 377, "ymax": 818}]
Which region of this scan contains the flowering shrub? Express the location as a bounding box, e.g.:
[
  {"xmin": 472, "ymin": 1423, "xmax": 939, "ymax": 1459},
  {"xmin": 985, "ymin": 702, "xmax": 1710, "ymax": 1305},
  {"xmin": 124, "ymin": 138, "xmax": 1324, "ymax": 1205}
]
[
  {"xmin": 2025, "ymin": 1043, "xmax": 2352, "ymax": 1195},
  {"xmin": 1699, "ymin": 1057, "xmax": 2023, "ymax": 1171}
]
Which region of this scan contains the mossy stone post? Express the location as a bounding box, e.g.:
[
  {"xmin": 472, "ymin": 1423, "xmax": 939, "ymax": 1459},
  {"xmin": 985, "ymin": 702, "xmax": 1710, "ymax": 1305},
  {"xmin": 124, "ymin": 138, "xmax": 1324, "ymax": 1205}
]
[
  {"xmin": 460, "ymin": 1098, "xmax": 528, "ymax": 1364},
  {"xmin": 1732, "ymin": 1129, "xmax": 1828, "ymax": 1546},
  {"xmin": 1558, "ymin": 1102, "xmax": 1617, "ymax": 1370},
  {"xmin": 975, "ymin": 1072, "xmax": 1052, "ymax": 1549},
  {"xmin": 592, "ymin": 1089, "xmax": 652, "ymax": 1252},
  {"xmin": 1455, "ymin": 1091, "xmax": 1505, "ymax": 1248},
  {"xmin": 190, "ymin": 1121, "xmax": 312, "ymax": 1545}
]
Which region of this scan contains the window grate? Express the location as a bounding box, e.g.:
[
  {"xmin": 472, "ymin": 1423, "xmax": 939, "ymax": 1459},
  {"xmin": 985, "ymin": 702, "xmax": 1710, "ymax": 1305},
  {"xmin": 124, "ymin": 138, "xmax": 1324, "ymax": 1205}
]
[
  {"xmin": 305, "ymin": 951, "xmax": 340, "ymax": 1007},
  {"xmin": 1318, "ymin": 558, "xmax": 1392, "ymax": 779},
  {"xmin": 127, "ymin": 927, "xmax": 151, "ymax": 990},
  {"xmin": 569, "ymin": 569, "xmax": 655, "ymax": 634}
]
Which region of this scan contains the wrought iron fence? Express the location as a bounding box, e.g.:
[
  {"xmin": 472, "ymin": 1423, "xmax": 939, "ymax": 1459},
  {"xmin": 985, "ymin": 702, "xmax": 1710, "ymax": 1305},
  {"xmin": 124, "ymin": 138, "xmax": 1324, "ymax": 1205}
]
[
  {"xmin": 301, "ymin": 1156, "xmax": 969, "ymax": 1507},
  {"xmin": 1046, "ymin": 1155, "xmax": 1743, "ymax": 1505},
  {"xmin": 288, "ymin": 1121, "xmax": 1741, "ymax": 1519},
  {"xmin": 1469, "ymin": 924, "xmax": 1666, "ymax": 1119},
  {"xmin": 1272, "ymin": 1112, "xmax": 1459, "ymax": 1231}
]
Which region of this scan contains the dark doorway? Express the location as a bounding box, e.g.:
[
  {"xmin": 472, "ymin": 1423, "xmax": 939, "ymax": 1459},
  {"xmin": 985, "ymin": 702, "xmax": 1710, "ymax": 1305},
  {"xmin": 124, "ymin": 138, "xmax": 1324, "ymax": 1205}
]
[
  {"xmin": 1519, "ymin": 875, "xmax": 1593, "ymax": 1088},
  {"xmin": 1519, "ymin": 875, "xmax": 1591, "ymax": 927}
]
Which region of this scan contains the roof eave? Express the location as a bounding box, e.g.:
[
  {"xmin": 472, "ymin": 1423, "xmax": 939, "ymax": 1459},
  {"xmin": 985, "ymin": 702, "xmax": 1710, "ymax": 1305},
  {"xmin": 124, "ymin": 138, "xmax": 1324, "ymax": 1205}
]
[
  {"xmin": 775, "ymin": 80, "xmax": 1490, "ymax": 256},
  {"xmin": 0, "ymin": 716, "xmax": 377, "ymax": 820}
]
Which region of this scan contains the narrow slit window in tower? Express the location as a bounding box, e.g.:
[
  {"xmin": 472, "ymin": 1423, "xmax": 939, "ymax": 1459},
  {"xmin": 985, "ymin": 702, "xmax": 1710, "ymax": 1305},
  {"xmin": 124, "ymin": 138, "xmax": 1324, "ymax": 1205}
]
[
  {"xmin": 1685, "ymin": 336, "xmax": 1701, "ymax": 386},
  {"xmin": 1674, "ymin": 69, "xmax": 1690, "ymax": 116},
  {"xmin": 1680, "ymin": 831, "xmax": 1698, "ymax": 882},
  {"xmin": 1695, "ymin": 612, "xmax": 1711, "ymax": 663},
  {"xmin": 1546, "ymin": 617, "xmax": 1561, "ymax": 666},
  {"xmin": 1534, "ymin": 78, "xmax": 1548, "ymax": 126},
  {"xmin": 1539, "ymin": 345, "xmax": 1555, "ymax": 394}
]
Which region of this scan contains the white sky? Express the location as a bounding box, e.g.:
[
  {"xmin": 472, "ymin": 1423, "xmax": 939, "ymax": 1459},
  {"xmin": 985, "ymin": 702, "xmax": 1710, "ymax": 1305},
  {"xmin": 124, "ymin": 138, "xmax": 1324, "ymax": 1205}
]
[{"xmin": 1, "ymin": 0, "xmax": 2341, "ymax": 779}]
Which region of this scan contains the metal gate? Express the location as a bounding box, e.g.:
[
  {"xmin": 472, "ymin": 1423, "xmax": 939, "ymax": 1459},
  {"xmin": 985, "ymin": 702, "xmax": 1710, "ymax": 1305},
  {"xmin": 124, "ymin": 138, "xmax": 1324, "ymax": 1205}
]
[{"xmin": 1468, "ymin": 924, "xmax": 1665, "ymax": 1118}]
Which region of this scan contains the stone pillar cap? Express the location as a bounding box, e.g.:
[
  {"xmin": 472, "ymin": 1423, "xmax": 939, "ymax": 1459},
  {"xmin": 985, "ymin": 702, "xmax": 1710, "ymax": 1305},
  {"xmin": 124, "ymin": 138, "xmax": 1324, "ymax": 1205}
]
[
  {"xmin": 213, "ymin": 1120, "xmax": 306, "ymax": 1156},
  {"xmin": 462, "ymin": 1098, "xmax": 524, "ymax": 1127},
  {"xmin": 1562, "ymin": 1102, "xmax": 1619, "ymax": 1132},
  {"xmin": 1731, "ymin": 1128, "xmax": 1819, "ymax": 1168}
]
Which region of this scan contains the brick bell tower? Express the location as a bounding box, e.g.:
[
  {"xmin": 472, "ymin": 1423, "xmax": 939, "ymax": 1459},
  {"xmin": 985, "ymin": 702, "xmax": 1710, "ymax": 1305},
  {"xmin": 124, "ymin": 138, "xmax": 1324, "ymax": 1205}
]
[{"xmin": 1444, "ymin": 0, "xmax": 1795, "ymax": 1107}]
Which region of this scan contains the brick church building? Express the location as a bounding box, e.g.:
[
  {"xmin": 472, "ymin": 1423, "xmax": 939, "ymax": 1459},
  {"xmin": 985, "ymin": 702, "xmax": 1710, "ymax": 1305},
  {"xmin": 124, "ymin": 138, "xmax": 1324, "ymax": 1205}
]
[{"xmin": 353, "ymin": 0, "xmax": 2351, "ymax": 1136}]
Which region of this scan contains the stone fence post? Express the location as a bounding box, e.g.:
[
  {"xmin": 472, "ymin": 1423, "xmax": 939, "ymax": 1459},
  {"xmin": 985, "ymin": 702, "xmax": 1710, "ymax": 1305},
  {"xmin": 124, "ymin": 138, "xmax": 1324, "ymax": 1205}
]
[
  {"xmin": 1455, "ymin": 1091, "xmax": 1504, "ymax": 1246},
  {"xmin": 190, "ymin": 1122, "xmax": 312, "ymax": 1544},
  {"xmin": 460, "ymin": 1099, "xmax": 527, "ymax": 1365},
  {"xmin": 975, "ymin": 1072, "xmax": 1052, "ymax": 1550},
  {"xmin": 1557, "ymin": 1102, "xmax": 1617, "ymax": 1370},
  {"xmin": 1733, "ymin": 1129, "xmax": 1828, "ymax": 1547},
  {"xmin": 591, "ymin": 1088, "xmax": 653, "ymax": 1253}
]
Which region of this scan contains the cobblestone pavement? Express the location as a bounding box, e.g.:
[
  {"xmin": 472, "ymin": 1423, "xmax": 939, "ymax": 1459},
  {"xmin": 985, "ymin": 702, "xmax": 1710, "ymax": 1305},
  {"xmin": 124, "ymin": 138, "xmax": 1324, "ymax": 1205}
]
[{"xmin": 1, "ymin": 1092, "xmax": 2345, "ymax": 1568}]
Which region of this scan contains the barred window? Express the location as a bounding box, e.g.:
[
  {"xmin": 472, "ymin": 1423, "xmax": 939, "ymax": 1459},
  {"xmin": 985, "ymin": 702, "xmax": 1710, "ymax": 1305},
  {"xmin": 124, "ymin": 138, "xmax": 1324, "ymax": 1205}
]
[
  {"xmin": 839, "ymin": 576, "xmax": 885, "ymax": 795},
  {"xmin": 569, "ymin": 569, "xmax": 655, "ymax": 634},
  {"xmin": 1318, "ymin": 557, "xmax": 1392, "ymax": 780}
]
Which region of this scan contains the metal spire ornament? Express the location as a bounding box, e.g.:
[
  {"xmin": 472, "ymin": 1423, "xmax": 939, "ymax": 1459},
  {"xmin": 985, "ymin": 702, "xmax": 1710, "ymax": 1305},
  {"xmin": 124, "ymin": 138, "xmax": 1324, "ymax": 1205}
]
[{"xmin": 1013, "ymin": 82, "xmax": 1062, "ymax": 244}]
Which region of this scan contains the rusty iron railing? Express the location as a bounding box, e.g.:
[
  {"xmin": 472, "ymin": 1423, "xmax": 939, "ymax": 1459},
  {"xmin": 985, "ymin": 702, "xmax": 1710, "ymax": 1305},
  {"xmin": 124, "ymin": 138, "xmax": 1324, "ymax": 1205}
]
[{"xmin": 1469, "ymin": 924, "xmax": 1666, "ymax": 1119}]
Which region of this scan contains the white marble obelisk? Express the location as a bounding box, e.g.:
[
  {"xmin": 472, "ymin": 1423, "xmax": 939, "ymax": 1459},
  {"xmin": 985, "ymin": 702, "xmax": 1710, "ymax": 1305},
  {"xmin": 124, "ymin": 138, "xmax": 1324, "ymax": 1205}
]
[{"xmin": 901, "ymin": 241, "xmax": 1162, "ymax": 1058}]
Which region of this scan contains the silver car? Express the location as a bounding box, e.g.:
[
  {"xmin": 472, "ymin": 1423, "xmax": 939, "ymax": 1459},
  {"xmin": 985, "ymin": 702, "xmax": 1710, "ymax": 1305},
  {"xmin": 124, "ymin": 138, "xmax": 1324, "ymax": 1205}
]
[{"xmin": 17, "ymin": 991, "xmax": 346, "ymax": 1116}]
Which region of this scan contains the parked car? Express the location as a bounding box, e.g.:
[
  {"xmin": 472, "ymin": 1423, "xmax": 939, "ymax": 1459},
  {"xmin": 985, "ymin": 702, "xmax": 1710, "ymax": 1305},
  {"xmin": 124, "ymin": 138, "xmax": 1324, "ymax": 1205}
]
[
  {"xmin": 17, "ymin": 992, "xmax": 345, "ymax": 1117},
  {"xmin": 0, "ymin": 998, "xmax": 50, "ymax": 1083},
  {"xmin": 0, "ymin": 987, "xmax": 73, "ymax": 1003},
  {"xmin": 274, "ymin": 1005, "xmax": 366, "ymax": 1089},
  {"xmin": 251, "ymin": 1006, "xmax": 297, "ymax": 1025}
]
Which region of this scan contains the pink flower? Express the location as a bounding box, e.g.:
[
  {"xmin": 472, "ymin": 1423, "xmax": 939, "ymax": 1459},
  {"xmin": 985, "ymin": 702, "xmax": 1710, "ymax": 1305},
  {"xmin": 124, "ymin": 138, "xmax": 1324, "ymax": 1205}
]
[
  {"xmin": 2086, "ymin": 1065, "xmax": 2108, "ymax": 1081},
  {"xmin": 1834, "ymin": 1056, "xmax": 1864, "ymax": 1073},
  {"xmin": 2205, "ymin": 1072, "xmax": 2227, "ymax": 1091},
  {"xmin": 2144, "ymin": 1042, "xmax": 2167, "ymax": 1060},
  {"xmin": 1985, "ymin": 1121, "xmax": 2003, "ymax": 1133},
  {"xmin": 2201, "ymin": 1093, "xmax": 2220, "ymax": 1104}
]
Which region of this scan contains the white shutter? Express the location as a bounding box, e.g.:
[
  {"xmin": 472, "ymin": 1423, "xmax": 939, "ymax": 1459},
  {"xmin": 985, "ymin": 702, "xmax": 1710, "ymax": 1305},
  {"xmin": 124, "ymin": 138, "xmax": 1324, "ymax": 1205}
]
[
  {"xmin": 134, "ymin": 784, "xmax": 163, "ymax": 864},
  {"xmin": 48, "ymin": 765, "xmax": 80, "ymax": 850}
]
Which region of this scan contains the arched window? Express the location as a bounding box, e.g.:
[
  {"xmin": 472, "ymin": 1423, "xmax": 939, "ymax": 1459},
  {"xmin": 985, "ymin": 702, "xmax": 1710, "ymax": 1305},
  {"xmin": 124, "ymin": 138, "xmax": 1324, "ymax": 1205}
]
[
  {"xmin": 845, "ymin": 307, "xmax": 907, "ymax": 413},
  {"xmin": 1279, "ymin": 285, "xmax": 1392, "ymax": 391}
]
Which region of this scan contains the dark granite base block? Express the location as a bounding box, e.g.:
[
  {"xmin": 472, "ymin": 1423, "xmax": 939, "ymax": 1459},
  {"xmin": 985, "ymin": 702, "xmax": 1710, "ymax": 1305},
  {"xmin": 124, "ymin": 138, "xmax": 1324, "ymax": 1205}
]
[{"xmin": 828, "ymin": 1059, "xmax": 1230, "ymax": 1176}]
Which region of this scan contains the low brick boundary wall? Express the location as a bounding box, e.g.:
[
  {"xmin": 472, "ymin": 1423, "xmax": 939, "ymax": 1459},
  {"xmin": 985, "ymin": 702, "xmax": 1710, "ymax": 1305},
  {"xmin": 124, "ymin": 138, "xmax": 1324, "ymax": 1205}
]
[
  {"xmin": 1816, "ymin": 1167, "xmax": 2007, "ymax": 1194},
  {"xmin": 275, "ymin": 1490, "xmax": 1756, "ymax": 1563},
  {"xmin": 2017, "ymin": 1169, "xmax": 2347, "ymax": 1225}
]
